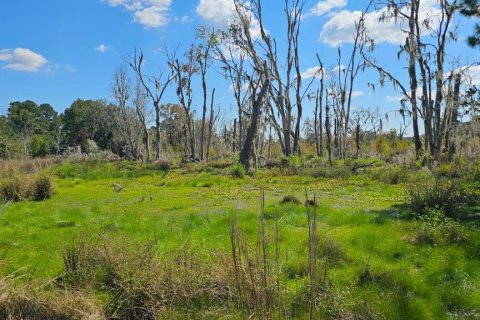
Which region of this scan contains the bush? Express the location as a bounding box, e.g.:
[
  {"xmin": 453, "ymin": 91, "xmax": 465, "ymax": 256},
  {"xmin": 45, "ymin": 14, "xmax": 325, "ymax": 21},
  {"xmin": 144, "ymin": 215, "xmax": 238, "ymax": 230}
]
[
  {"xmin": 313, "ymin": 166, "xmax": 351, "ymax": 179},
  {"xmin": 230, "ymin": 164, "xmax": 246, "ymax": 178},
  {"xmin": 409, "ymin": 180, "xmax": 464, "ymax": 218},
  {"xmin": 1, "ymin": 173, "xmax": 54, "ymax": 203},
  {"xmin": 32, "ymin": 175, "xmax": 55, "ymax": 201},
  {"xmin": 372, "ymin": 166, "xmax": 410, "ymax": 184},
  {"xmin": 281, "ymin": 195, "xmax": 300, "ymax": 204},
  {"xmin": 1, "ymin": 176, "xmax": 30, "ymax": 202},
  {"xmin": 412, "ymin": 208, "xmax": 469, "ymax": 246},
  {"xmin": 155, "ymin": 160, "xmax": 171, "ymax": 172}
]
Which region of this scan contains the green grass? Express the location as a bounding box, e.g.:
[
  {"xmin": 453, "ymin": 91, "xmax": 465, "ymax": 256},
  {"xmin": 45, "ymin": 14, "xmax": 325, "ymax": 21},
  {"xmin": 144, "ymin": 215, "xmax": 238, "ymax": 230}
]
[{"xmin": 0, "ymin": 160, "xmax": 479, "ymax": 318}]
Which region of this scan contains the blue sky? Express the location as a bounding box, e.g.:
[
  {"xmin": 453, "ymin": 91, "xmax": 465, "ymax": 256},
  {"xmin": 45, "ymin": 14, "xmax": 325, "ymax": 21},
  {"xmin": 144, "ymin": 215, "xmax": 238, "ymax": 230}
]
[{"xmin": 0, "ymin": 0, "xmax": 479, "ymax": 132}]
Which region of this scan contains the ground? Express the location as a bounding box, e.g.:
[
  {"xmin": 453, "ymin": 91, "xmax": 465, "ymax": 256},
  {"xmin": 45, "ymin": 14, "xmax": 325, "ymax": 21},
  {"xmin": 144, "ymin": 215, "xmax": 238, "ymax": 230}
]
[{"xmin": 0, "ymin": 160, "xmax": 479, "ymax": 319}]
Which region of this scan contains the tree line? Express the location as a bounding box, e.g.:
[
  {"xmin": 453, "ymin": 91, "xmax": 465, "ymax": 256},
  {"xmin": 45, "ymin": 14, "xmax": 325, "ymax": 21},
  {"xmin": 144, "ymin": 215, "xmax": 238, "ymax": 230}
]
[{"xmin": 1, "ymin": 0, "xmax": 479, "ymax": 169}]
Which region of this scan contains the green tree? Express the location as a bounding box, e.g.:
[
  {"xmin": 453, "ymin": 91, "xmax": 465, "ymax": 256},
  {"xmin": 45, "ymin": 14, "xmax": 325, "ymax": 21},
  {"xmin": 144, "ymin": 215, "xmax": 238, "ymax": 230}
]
[
  {"xmin": 63, "ymin": 99, "xmax": 110, "ymax": 150},
  {"xmin": 460, "ymin": 0, "xmax": 480, "ymax": 47},
  {"xmin": 7, "ymin": 100, "xmax": 58, "ymax": 157}
]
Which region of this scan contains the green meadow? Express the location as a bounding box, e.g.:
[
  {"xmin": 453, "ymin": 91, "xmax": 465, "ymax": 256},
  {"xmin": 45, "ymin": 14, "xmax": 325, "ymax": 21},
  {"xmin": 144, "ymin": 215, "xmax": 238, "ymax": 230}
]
[{"xmin": 1, "ymin": 160, "xmax": 479, "ymax": 319}]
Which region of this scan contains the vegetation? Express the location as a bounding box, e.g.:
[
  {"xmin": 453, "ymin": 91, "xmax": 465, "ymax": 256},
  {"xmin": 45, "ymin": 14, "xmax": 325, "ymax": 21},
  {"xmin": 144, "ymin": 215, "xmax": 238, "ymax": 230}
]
[
  {"xmin": 1, "ymin": 0, "xmax": 479, "ymax": 318},
  {"xmin": 0, "ymin": 159, "xmax": 478, "ymax": 319}
]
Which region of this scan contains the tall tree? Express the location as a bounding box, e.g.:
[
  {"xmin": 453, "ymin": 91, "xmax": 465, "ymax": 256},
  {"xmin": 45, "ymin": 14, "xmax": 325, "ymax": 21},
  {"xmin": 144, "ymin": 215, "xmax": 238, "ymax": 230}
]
[
  {"xmin": 128, "ymin": 49, "xmax": 175, "ymax": 161},
  {"xmin": 460, "ymin": 0, "xmax": 480, "ymax": 47},
  {"xmin": 169, "ymin": 46, "xmax": 199, "ymax": 160}
]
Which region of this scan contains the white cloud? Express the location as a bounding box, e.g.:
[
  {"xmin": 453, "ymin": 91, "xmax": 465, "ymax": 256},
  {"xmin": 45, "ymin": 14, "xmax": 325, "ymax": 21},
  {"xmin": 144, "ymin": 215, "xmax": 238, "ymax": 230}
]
[
  {"xmin": 134, "ymin": 6, "xmax": 168, "ymax": 27},
  {"xmin": 320, "ymin": 0, "xmax": 440, "ymax": 46},
  {"xmin": 105, "ymin": 0, "xmax": 171, "ymax": 28},
  {"xmin": 309, "ymin": 0, "xmax": 347, "ymax": 17},
  {"xmin": 301, "ymin": 66, "xmax": 323, "ymax": 79},
  {"xmin": 351, "ymin": 90, "xmax": 364, "ymax": 97},
  {"xmin": 0, "ymin": 48, "xmax": 47, "ymax": 72},
  {"xmin": 95, "ymin": 44, "xmax": 112, "ymax": 53},
  {"xmin": 386, "ymin": 95, "xmax": 404, "ymax": 102},
  {"xmin": 174, "ymin": 15, "xmax": 193, "ymax": 24},
  {"xmin": 333, "ymin": 64, "xmax": 345, "ymax": 73},
  {"xmin": 196, "ymin": 0, "xmax": 261, "ymax": 39},
  {"xmin": 196, "ymin": 0, "xmax": 236, "ymax": 26}
]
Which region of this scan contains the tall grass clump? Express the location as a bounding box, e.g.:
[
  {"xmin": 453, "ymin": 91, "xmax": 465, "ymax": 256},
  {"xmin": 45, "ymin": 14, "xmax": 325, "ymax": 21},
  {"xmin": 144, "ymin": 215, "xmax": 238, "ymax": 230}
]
[
  {"xmin": 0, "ymin": 175, "xmax": 31, "ymax": 202},
  {"xmin": 32, "ymin": 175, "xmax": 55, "ymax": 201},
  {"xmin": 412, "ymin": 208, "xmax": 469, "ymax": 246},
  {"xmin": 58, "ymin": 236, "xmax": 236, "ymax": 319},
  {"xmin": 409, "ymin": 179, "xmax": 467, "ymax": 218},
  {"xmin": 0, "ymin": 273, "xmax": 103, "ymax": 320},
  {"xmin": 230, "ymin": 163, "xmax": 246, "ymax": 178},
  {"xmin": 1, "ymin": 173, "xmax": 54, "ymax": 203}
]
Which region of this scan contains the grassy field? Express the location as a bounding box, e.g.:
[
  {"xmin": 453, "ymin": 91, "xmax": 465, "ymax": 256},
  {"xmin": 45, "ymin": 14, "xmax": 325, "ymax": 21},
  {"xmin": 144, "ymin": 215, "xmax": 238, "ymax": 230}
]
[{"xmin": 0, "ymin": 160, "xmax": 479, "ymax": 319}]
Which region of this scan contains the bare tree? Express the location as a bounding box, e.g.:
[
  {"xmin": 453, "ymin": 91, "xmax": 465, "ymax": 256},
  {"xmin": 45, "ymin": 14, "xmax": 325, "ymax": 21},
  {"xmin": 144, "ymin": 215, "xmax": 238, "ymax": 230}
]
[
  {"xmin": 169, "ymin": 46, "xmax": 199, "ymax": 160},
  {"xmin": 133, "ymin": 81, "xmax": 151, "ymax": 161},
  {"xmin": 127, "ymin": 49, "xmax": 175, "ymax": 161},
  {"xmin": 112, "ymin": 66, "xmax": 142, "ymax": 160},
  {"xmin": 196, "ymin": 28, "xmax": 216, "ymax": 160}
]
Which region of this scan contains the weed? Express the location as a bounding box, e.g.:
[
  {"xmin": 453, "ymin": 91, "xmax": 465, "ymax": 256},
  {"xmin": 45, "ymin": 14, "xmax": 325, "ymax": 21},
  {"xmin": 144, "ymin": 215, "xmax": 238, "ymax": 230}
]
[
  {"xmin": 409, "ymin": 179, "xmax": 466, "ymax": 218},
  {"xmin": 32, "ymin": 175, "xmax": 55, "ymax": 201},
  {"xmin": 281, "ymin": 195, "xmax": 300, "ymax": 204},
  {"xmin": 230, "ymin": 164, "xmax": 246, "ymax": 178}
]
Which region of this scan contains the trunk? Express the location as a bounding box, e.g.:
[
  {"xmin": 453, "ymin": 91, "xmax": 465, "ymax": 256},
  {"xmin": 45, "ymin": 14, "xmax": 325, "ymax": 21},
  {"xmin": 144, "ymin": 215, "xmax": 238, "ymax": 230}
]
[
  {"xmin": 206, "ymin": 88, "xmax": 216, "ymax": 161},
  {"xmin": 355, "ymin": 123, "xmax": 361, "ymax": 158},
  {"xmin": 433, "ymin": 0, "xmax": 453, "ymax": 159},
  {"xmin": 444, "ymin": 73, "xmax": 461, "ymax": 157},
  {"xmin": 233, "ymin": 118, "xmax": 237, "ymax": 153},
  {"xmin": 143, "ymin": 127, "xmax": 150, "ymax": 162},
  {"xmin": 240, "ymin": 79, "xmax": 269, "ymax": 171},
  {"xmin": 325, "ymin": 91, "xmax": 332, "ymax": 165},
  {"xmin": 190, "ymin": 115, "xmax": 196, "ymax": 160},
  {"xmin": 314, "ymin": 93, "xmax": 320, "ymax": 157},
  {"xmin": 414, "ymin": 1, "xmax": 432, "ymax": 156},
  {"xmin": 433, "ymin": 59, "xmax": 444, "ymax": 157},
  {"xmin": 200, "ymin": 72, "xmax": 208, "ymax": 161},
  {"xmin": 154, "ymin": 103, "xmax": 161, "ymax": 161},
  {"xmin": 293, "ymin": 20, "xmax": 303, "ymax": 155},
  {"xmin": 238, "ymin": 107, "xmax": 243, "ymax": 151},
  {"xmin": 408, "ymin": 3, "xmax": 422, "ymax": 156}
]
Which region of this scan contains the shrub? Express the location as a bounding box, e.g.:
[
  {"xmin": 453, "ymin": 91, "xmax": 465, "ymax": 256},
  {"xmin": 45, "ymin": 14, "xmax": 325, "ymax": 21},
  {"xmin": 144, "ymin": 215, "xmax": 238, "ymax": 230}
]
[
  {"xmin": 155, "ymin": 160, "xmax": 171, "ymax": 172},
  {"xmin": 32, "ymin": 175, "xmax": 55, "ymax": 201},
  {"xmin": 230, "ymin": 163, "xmax": 245, "ymax": 178},
  {"xmin": 1, "ymin": 173, "xmax": 54, "ymax": 203},
  {"xmin": 409, "ymin": 180, "xmax": 465, "ymax": 218},
  {"xmin": 281, "ymin": 195, "xmax": 300, "ymax": 204},
  {"xmin": 412, "ymin": 208, "xmax": 469, "ymax": 246},
  {"xmin": 279, "ymin": 155, "xmax": 290, "ymax": 168},
  {"xmin": 1, "ymin": 176, "xmax": 30, "ymax": 202},
  {"xmin": 373, "ymin": 166, "xmax": 410, "ymax": 184}
]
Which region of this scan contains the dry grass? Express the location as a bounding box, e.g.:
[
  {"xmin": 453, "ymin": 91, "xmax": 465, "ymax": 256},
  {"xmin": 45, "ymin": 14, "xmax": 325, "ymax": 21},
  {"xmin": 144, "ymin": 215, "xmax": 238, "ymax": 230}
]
[
  {"xmin": 0, "ymin": 158, "xmax": 59, "ymax": 178},
  {"xmin": 0, "ymin": 159, "xmax": 56, "ymax": 203},
  {"xmin": 0, "ymin": 274, "xmax": 103, "ymax": 320}
]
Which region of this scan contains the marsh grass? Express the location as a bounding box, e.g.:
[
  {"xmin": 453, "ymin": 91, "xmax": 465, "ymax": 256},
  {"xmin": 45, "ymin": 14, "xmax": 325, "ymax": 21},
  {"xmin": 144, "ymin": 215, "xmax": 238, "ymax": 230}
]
[{"xmin": 0, "ymin": 160, "xmax": 479, "ymax": 319}]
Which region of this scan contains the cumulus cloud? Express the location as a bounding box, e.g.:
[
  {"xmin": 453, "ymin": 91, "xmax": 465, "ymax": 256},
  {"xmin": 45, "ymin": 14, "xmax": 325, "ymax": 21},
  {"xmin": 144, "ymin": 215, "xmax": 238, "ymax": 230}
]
[
  {"xmin": 196, "ymin": 0, "xmax": 261, "ymax": 38},
  {"xmin": 174, "ymin": 15, "xmax": 193, "ymax": 24},
  {"xmin": 308, "ymin": 0, "xmax": 347, "ymax": 17},
  {"xmin": 0, "ymin": 48, "xmax": 47, "ymax": 72},
  {"xmin": 351, "ymin": 90, "xmax": 364, "ymax": 97},
  {"xmin": 105, "ymin": 0, "xmax": 171, "ymax": 28},
  {"xmin": 320, "ymin": 0, "xmax": 440, "ymax": 46},
  {"xmin": 301, "ymin": 66, "xmax": 323, "ymax": 79},
  {"xmin": 95, "ymin": 43, "xmax": 112, "ymax": 53},
  {"xmin": 196, "ymin": 0, "xmax": 236, "ymax": 26}
]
